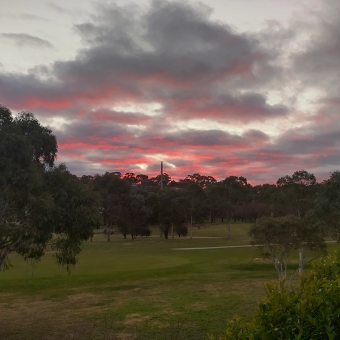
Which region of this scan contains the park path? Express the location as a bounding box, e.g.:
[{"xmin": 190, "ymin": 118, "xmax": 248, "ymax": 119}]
[
  {"xmin": 172, "ymin": 240, "xmax": 337, "ymax": 251},
  {"xmin": 172, "ymin": 244, "xmax": 255, "ymax": 251}
]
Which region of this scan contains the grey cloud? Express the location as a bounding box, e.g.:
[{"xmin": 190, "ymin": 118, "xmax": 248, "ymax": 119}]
[
  {"xmin": 71, "ymin": 1, "xmax": 265, "ymax": 83},
  {"xmin": 293, "ymin": 0, "xmax": 340, "ymax": 94},
  {"xmin": 162, "ymin": 129, "xmax": 245, "ymax": 147},
  {"xmin": 0, "ymin": 0, "xmax": 287, "ymax": 124},
  {"xmin": 55, "ymin": 117, "xmax": 136, "ymax": 142},
  {"xmin": 0, "ymin": 33, "xmax": 53, "ymax": 49},
  {"xmin": 242, "ymin": 129, "xmax": 270, "ymax": 141}
]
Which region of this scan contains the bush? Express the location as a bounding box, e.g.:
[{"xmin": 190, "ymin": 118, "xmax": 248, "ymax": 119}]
[
  {"xmin": 210, "ymin": 251, "xmax": 340, "ymax": 340},
  {"xmin": 140, "ymin": 226, "xmax": 152, "ymax": 237},
  {"xmin": 175, "ymin": 224, "xmax": 188, "ymax": 237}
]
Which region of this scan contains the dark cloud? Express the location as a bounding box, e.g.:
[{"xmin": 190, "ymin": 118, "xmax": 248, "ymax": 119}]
[{"xmin": 0, "ymin": 33, "xmax": 53, "ymax": 49}]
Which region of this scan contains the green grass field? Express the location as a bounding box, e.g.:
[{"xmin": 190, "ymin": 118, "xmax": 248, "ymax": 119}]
[{"xmin": 0, "ymin": 222, "xmax": 338, "ymax": 339}]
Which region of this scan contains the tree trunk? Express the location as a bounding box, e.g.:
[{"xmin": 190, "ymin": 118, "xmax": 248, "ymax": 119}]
[
  {"xmin": 190, "ymin": 214, "xmax": 193, "ymax": 239},
  {"xmin": 0, "ymin": 248, "xmax": 11, "ymax": 271},
  {"xmin": 298, "ymin": 247, "xmax": 304, "ymax": 274},
  {"xmin": 172, "ymin": 223, "xmax": 174, "ymax": 240},
  {"xmin": 226, "ymin": 212, "xmax": 231, "ymax": 239},
  {"xmin": 227, "ymin": 219, "xmax": 231, "ymax": 239},
  {"xmin": 297, "ymin": 211, "xmax": 304, "ymax": 274},
  {"xmin": 107, "ymin": 225, "xmax": 112, "ymax": 242}
]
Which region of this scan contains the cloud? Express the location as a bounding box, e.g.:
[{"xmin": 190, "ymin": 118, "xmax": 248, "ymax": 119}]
[
  {"xmin": 0, "ymin": 33, "xmax": 53, "ymax": 49},
  {"xmin": 292, "ymin": 0, "xmax": 340, "ymax": 95},
  {"xmin": 0, "ymin": 0, "xmax": 339, "ymax": 184},
  {"xmin": 0, "ymin": 1, "xmax": 285, "ymax": 124}
]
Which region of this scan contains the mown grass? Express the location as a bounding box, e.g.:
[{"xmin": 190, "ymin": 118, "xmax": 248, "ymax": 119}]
[{"xmin": 0, "ymin": 221, "xmax": 338, "ymax": 339}]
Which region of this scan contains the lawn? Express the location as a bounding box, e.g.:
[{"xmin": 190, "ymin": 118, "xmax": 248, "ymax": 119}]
[{"xmin": 0, "ymin": 222, "xmax": 337, "ymax": 339}]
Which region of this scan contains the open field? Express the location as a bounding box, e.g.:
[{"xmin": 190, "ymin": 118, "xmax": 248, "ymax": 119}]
[{"xmin": 1, "ymin": 222, "xmax": 338, "ymax": 339}]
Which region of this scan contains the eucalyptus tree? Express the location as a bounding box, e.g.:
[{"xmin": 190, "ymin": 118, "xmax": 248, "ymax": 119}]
[
  {"xmin": 92, "ymin": 172, "xmax": 130, "ymax": 241},
  {"xmin": 181, "ymin": 182, "xmax": 209, "ymax": 238},
  {"xmin": 276, "ymin": 170, "xmax": 317, "ymax": 218},
  {"xmin": 147, "ymin": 188, "xmax": 187, "ymax": 239},
  {"xmin": 276, "ymin": 170, "xmax": 318, "ymax": 273},
  {"xmin": 207, "ymin": 176, "xmax": 249, "ymax": 238},
  {"xmin": 312, "ymin": 171, "xmax": 340, "ymax": 241},
  {"xmin": 0, "ymin": 105, "xmax": 101, "ymax": 271},
  {"xmin": 249, "ymin": 215, "xmax": 326, "ymax": 281}
]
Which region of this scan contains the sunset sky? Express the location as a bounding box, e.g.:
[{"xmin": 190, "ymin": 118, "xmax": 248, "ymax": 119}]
[{"xmin": 1, "ymin": 0, "xmax": 339, "ymax": 183}]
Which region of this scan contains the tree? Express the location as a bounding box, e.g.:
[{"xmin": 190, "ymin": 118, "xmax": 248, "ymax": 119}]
[
  {"xmin": 148, "ymin": 189, "xmax": 187, "ymax": 239},
  {"xmin": 92, "ymin": 172, "xmax": 130, "ymax": 241},
  {"xmin": 207, "ymin": 176, "xmax": 249, "ymax": 238},
  {"xmin": 248, "ymin": 215, "xmax": 325, "ymax": 281},
  {"xmin": 150, "ymin": 173, "xmax": 172, "ymax": 187},
  {"xmin": 44, "ymin": 165, "xmax": 102, "ymax": 269},
  {"xmin": 182, "ymin": 182, "xmax": 209, "ymax": 238},
  {"xmin": 277, "ymin": 170, "xmax": 317, "ymax": 273},
  {"xmin": 276, "ymin": 170, "xmax": 316, "ymax": 219},
  {"xmin": 181, "ymin": 173, "xmax": 216, "ymax": 188},
  {"xmin": 0, "ymin": 106, "xmax": 101, "ymax": 271},
  {"xmin": 123, "ymin": 172, "xmax": 138, "ymax": 184},
  {"xmin": 312, "ymin": 170, "xmax": 340, "ymax": 241},
  {"xmin": 118, "ymin": 193, "xmax": 150, "ymax": 239}
]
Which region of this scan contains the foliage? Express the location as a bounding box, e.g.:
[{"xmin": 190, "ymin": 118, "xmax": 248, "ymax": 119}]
[
  {"xmin": 312, "ymin": 171, "xmax": 340, "ymax": 241},
  {"xmin": 92, "ymin": 172, "xmax": 151, "ymax": 239},
  {"xmin": 248, "ymin": 215, "xmax": 326, "ymax": 280},
  {"xmin": 210, "ymin": 251, "xmax": 340, "ymax": 340},
  {"xmin": 0, "ymin": 105, "xmax": 101, "ymax": 271},
  {"xmin": 276, "ymin": 170, "xmax": 317, "ymax": 219},
  {"xmin": 45, "ymin": 165, "xmax": 102, "ymax": 270}
]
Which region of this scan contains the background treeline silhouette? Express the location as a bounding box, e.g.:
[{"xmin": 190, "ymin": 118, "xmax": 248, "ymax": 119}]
[{"xmin": 79, "ymin": 170, "xmax": 322, "ymax": 240}]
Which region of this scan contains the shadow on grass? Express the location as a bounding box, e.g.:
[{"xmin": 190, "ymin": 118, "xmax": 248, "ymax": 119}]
[{"xmin": 42, "ymin": 316, "xmax": 210, "ymax": 340}]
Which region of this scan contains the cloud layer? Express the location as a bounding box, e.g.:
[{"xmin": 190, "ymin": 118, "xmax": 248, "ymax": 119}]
[{"xmin": 1, "ymin": 0, "xmax": 339, "ymax": 183}]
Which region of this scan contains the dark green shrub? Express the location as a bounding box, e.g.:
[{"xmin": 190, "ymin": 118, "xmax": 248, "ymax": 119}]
[
  {"xmin": 175, "ymin": 224, "xmax": 188, "ymax": 237},
  {"xmin": 210, "ymin": 251, "xmax": 340, "ymax": 340}
]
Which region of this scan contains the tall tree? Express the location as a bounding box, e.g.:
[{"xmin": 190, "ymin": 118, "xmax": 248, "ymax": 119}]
[
  {"xmin": 182, "ymin": 183, "xmax": 209, "ymax": 239},
  {"xmin": 208, "ymin": 176, "xmax": 249, "ymax": 238},
  {"xmin": 276, "ymin": 170, "xmax": 317, "ymax": 273},
  {"xmin": 92, "ymin": 172, "xmax": 130, "ymax": 241},
  {"xmin": 0, "ymin": 106, "xmax": 101, "ymax": 271},
  {"xmin": 312, "ymin": 171, "xmax": 340, "ymax": 241}
]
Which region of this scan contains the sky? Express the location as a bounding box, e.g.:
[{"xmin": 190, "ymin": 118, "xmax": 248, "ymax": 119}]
[{"xmin": 1, "ymin": 0, "xmax": 340, "ymax": 184}]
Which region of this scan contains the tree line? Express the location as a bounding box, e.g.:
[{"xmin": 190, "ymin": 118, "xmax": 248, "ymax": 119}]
[{"xmin": 80, "ymin": 170, "xmax": 320, "ymax": 239}]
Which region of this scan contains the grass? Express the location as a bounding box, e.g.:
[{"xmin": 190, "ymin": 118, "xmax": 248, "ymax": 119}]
[{"xmin": 0, "ymin": 221, "xmax": 338, "ymax": 339}]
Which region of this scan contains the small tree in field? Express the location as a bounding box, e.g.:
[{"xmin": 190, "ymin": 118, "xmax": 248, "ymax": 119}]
[{"xmin": 248, "ymin": 215, "xmax": 325, "ymax": 281}]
